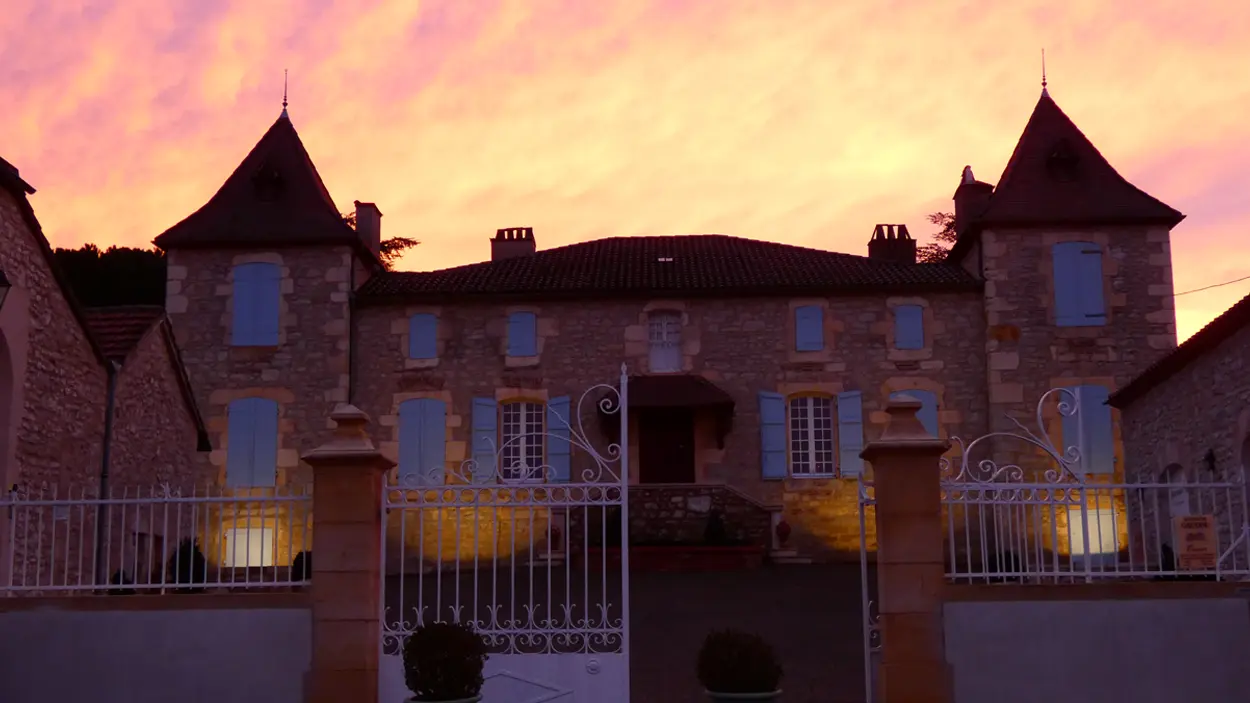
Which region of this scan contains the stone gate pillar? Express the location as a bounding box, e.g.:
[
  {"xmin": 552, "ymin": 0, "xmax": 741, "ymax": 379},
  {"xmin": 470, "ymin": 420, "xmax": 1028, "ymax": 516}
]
[
  {"xmin": 861, "ymin": 398, "xmax": 951, "ymax": 703},
  {"xmin": 302, "ymin": 404, "xmax": 395, "ymax": 703}
]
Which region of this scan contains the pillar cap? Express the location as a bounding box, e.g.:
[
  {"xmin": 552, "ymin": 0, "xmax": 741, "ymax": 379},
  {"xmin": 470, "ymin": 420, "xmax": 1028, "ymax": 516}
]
[
  {"xmin": 301, "ymin": 403, "xmax": 396, "ymax": 470},
  {"xmin": 860, "ymin": 398, "xmax": 950, "ymax": 462}
]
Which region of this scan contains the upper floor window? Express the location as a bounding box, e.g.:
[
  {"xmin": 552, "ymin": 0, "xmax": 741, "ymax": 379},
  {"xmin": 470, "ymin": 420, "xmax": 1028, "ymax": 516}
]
[
  {"xmin": 500, "ymin": 401, "xmax": 545, "ymax": 482},
  {"xmin": 408, "ymin": 313, "xmax": 438, "ymax": 359},
  {"xmin": 648, "ymin": 311, "xmax": 682, "ymax": 373},
  {"xmin": 507, "ymin": 311, "xmax": 538, "ymax": 357},
  {"xmin": 893, "ymin": 305, "xmax": 924, "ymax": 350},
  {"xmin": 1052, "ymin": 242, "xmax": 1107, "ymax": 327},
  {"xmin": 232, "ymin": 262, "xmax": 281, "ymax": 346},
  {"xmin": 1061, "ymin": 384, "xmax": 1115, "ymax": 475},
  {"xmin": 225, "ymin": 397, "xmax": 279, "ymax": 488},
  {"xmin": 794, "ymin": 305, "xmax": 824, "ymax": 352},
  {"xmin": 788, "ymin": 395, "xmax": 835, "ymax": 476}
]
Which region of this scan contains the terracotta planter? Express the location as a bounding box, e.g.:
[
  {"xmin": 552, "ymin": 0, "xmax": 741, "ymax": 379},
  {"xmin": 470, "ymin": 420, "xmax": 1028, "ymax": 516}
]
[
  {"xmin": 705, "ymin": 690, "xmax": 782, "ymax": 701},
  {"xmin": 581, "ymin": 545, "xmax": 765, "ymax": 572}
]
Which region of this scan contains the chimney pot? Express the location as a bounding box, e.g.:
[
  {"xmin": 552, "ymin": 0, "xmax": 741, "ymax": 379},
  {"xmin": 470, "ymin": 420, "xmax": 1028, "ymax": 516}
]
[
  {"xmin": 353, "ymin": 201, "xmax": 383, "ymax": 257},
  {"xmin": 867, "ymin": 223, "xmax": 916, "ymax": 264},
  {"xmin": 491, "ymin": 227, "xmax": 537, "ymax": 261}
]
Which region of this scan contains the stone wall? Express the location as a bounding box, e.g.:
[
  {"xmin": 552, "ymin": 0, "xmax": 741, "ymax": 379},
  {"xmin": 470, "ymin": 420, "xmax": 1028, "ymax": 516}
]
[
  {"xmin": 353, "ymin": 291, "xmax": 988, "ymax": 562},
  {"xmin": 626, "ymin": 484, "xmax": 774, "ymax": 547},
  {"xmin": 1118, "ymin": 318, "xmax": 1250, "ymax": 570},
  {"xmin": 0, "ymin": 189, "xmax": 108, "ymax": 587},
  {"xmin": 109, "ymin": 322, "xmax": 209, "ymax": 487},
  {"xmin": 973, "ymin": 225, "xmax": 1179, "ymax": 558}
]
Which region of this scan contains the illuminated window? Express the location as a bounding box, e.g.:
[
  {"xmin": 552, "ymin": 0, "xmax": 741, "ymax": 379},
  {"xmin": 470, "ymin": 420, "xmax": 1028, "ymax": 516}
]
[
  {"xmin": 788, "ymin": 396, "xmax": 836, "ymax": 477},
  {"xmin": 500, "ymin": 401, "xmax": 544, "ymax": 482},
  {"xmin": 222, "ymin": 527, "xmax": 275, "ymax": 568},
  {"xmin": 1066, "ymin": 507, "xmax": 1119, "ymax": 566}
]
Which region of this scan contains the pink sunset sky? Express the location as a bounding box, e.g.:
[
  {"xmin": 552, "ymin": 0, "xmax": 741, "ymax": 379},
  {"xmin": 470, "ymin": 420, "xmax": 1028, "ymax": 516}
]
[{"xmin": 2, "ymin": 0, "xmax": 1248, "ymax": 342}]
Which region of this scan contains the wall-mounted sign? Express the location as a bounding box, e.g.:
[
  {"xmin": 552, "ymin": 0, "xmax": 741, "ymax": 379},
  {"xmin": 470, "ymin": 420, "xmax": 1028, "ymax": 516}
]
[{"xmin": 1173, "ymin": 514, "xmax": 1217, "ymax": 571}]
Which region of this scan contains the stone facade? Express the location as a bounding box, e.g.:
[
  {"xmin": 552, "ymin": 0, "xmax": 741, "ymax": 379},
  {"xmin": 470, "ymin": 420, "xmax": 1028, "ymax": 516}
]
[{"xmin": 1112, "ymin": 302, "xmax": 1250, "ymax": 570}]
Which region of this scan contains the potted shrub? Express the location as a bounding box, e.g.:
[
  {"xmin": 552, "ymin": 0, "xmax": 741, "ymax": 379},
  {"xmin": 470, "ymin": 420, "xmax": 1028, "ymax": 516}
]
[
  {"xmin": 696, "ymin": 629, "xmax": 783, "ymax": 701},
  {"xmin": 402, "ymin": 621, "xmax": 489, "ymax": 702},
  {"xmin": 165, "ymin": 538, "xmax": 208, "ymax": 593}
]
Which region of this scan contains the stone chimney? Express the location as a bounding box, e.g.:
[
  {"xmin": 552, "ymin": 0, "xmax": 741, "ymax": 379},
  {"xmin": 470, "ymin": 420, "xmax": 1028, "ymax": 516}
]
[
  {"xmin": 867, "ymin": 224, "xmax": 917, "ymax": 265},
  {"xmin": 354, "ymin": 201, "xmax": 382, "ymax": 257},
  {"xmin": 491, "ymin": 227, "xmax": 537, "ymax": 261},
  {"xmin": 952, "ymin": 166, "xmax": 993, "ymax": 234}
]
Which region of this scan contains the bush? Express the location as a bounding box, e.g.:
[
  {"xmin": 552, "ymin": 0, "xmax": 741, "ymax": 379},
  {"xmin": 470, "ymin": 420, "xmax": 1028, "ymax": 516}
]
[
  {"xmin": 107, "ymin": 569, "xmax": 137, "ymax": 596},
  {"xmin": 165, "ymin": 538, "xmax": 208, "ymax": 593},
  {"xmin": 696, "ymin": 629, "xmax": 783, "ymax": 694},
  {"xmin": 402, "ymin": 621, "xmax": 489, "ymax": 701},
  {"xmin": 291, "ymin": 551, "xmax": 312, "ymax": 582}
]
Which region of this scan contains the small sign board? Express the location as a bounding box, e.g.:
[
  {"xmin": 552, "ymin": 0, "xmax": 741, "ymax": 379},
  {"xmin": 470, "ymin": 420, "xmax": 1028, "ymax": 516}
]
[{"xmin": 1173, "ymin": 514, "xmax": 1218, "ymax": 570}]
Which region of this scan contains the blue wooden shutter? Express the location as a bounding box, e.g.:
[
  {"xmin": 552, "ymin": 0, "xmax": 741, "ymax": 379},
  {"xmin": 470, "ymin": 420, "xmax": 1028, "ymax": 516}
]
[
  {"xmin": 890, "ymin": 390, "xmax": 938, "ymax": 437},
  {"xmin": 1061, "ymin": 386, "xmax": 1082, "ymax": 466},
  {"xmin": 1065, "ymin": 385, "xmax": 1114, "ymax": 475},
  {"xmin": 1053, "ymin": 242, "xmax": 1098, "ymax": 327},
  {"xmin": 250, "ymin": 398, "xmax": 280, "ymax": 487},
  {"xmin": 547, "ymin": 396, "xmax": 572, "ymax": 483},
  {"xmin": 837, "ymin": 391, "xmax": 865, "ymax": 477},
  {"xmin": 470, "ymin": 398, "xmax": 498, "ymax": 482},
  {"xmin": 408, "ymin": 314, "xmax": 438, "ymax": 360},
  {"xmin": 759, "ymin": 392, "xmax": 787, "ymax": 479},
  {"xmin": 399, "ymin": 399, "xmax": 447, "ymax": 484},
  {"xmin": 232, "ymin": 263, "xmax": 280, "ymax": 346},
  {"xmin": 894, "ymin": 305, "xmax": 924, "ymax": 350},
  {"xmin": 794, "ymin": 305, "xmax": 824, "ymax": 351},
  {"xmin": 225, "ymin": 399, "xmax": 256, "ymax": 488},
  {"xmin": 1077, "ymin": 245, "xmax": 1107, "ymax": 325},
  {"xmin": 507, "ymin": 312, "xmax": 538, "ymax": 356}
]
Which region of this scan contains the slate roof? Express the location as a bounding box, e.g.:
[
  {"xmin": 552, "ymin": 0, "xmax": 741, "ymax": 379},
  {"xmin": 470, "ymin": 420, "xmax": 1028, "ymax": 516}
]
[
  {"xmin": 153, "ymin": 112, "xmax": 371, "ymax": 260},
  {"xmin": 357, "ymin": 234, "xmax": 982, "ymax": 303},
  {"xmin": 1109, "ymin": 292, "xmax": 1250, "ymax": 409},
  {"xmin": 949, "ymin": 92, "xmax": 1184, "ymax": 260},
  {"xmin": 83, "ymin": 306, "xmax": 167, "ymax": 362}
]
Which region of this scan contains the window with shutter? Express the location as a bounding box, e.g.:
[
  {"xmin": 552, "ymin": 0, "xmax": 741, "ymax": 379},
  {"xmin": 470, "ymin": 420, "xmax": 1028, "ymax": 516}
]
[
  {"xmin": 837, "ymin": 391, "xmax": 865, "ymax": 476},
  {"xmin": 1052, "ymin": 242, "xmax": 1107, "ymax": 327},
  {"xmin": 225, "ymin": 397, "xmax": 279, "ymax": 487},
  {"xmin": 408, "ymin": 314, "xmax": 439, "ymax": 360},
  {"xmin": 507, "ymin": 312, "xmax": 538, "ymax": 357},
  {"xmin": 758, "ymin": 392, "xmax": 787, "ymax": 480},
  {"xmin": 787, "ymin": 395, "xmax": 835, "ymax": 476},
  {"xmin": 893, "ymin": 305, "xmax": 925, "ymax": 350},
  {"xmin": 398, "ymin": 398, "xmax": 448, "ymax": 484},
  {"xmin": 794, "ymin": 306, "xmax": 824, "ymax": 352},
  {"xmin": 648, "ymin": 311, "xmax": 682, "ymax": 373},
  {"xmin": 1061, "ymin": 385, "xmax": 1115, "ymax": 475},
  {"xmin": 231, "ymin": 263, "xmax": 281, "ymax": 346}
]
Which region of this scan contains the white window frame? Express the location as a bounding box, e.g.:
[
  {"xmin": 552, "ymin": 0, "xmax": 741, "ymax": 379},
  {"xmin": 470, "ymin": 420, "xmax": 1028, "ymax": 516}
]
[
  {"xmin": 500, "ymin": 401, "xmax": 545, "ymax": 482},
  {"xmin": 648, "ymin": 312, "xmax": 683, "ymax": 373},
  {"xmin": 787, "ymin": 395, "xmax": 836, "ymax": 477},
  {"xmin": 1066, "ymin": 507, "xmax": 1119, "ymax": 568}
]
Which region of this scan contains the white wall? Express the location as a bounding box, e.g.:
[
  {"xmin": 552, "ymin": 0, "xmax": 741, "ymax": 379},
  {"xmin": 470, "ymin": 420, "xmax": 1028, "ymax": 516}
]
[
  {"xmin": 945, "ymin": 597, "xmax": 1250, "ymax": 703},
  {"xmin": 0, "ymin": 605, "xmax": 310, "ymax": 703}
]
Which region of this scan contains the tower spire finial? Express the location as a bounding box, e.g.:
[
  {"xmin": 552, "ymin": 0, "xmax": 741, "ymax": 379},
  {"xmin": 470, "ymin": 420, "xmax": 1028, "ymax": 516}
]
[
  {"xmin": 1041, "ymin": 49, "xmax": 1049, "ymax": 97},
  {"xmin": 281, "ymin": 69, "xmax": 289, "ymax": 117}
]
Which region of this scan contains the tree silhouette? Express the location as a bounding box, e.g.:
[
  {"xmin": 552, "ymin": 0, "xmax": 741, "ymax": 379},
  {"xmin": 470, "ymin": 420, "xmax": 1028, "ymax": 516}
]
[
  {"xmin": 53, "ymin": 244, "xmax": 166, "ymax": 307},
  {"xmin": 342, "ymin": 210, "xmax": 419, "ymax": 270},
  {"xmin": 915, "ymin": 212, "xmax": 957, "ymax": 264}
]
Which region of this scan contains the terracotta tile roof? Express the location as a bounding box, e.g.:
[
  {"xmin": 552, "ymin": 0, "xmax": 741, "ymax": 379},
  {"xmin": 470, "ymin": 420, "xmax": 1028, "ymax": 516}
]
[
  {"xmin": 1108, "ymin": 292, "xmax": 1250, "ymax": 409},
  {"xmin": 358, "ymin": 234, "xmax": 981, "ymax": 303},
  {"xmin": 83, "ymin": 306, "xmax": 166, "ymax": 362},
  {"xmin": 949, "ymin": 93, "xmax": 1184, "ymax": 262},
  {"xmin": 153, "ymin": 112, "xmax": 367, "ymax": 255}
]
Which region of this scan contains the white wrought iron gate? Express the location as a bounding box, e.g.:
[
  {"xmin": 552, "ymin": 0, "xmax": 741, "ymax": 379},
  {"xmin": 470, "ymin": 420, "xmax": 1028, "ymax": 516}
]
[{"xmin": 379, "ymin": 368, "xmax": 631, "ymax": 703}]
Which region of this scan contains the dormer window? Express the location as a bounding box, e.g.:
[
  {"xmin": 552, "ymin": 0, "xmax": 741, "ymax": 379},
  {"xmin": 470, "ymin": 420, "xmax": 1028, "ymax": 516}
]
[
  {"xmin": 1046, "ymin": 139, "xmax": 1080, "ymax": 182},
  {"xmin": 253, "ymin": 163, "xmax": 285, "ymax": 201}
]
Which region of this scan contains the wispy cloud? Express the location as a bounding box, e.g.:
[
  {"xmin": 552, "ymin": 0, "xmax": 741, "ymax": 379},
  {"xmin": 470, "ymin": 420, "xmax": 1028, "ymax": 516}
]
[{"xmin": 2, "ymin": 0, "xmax": 1248, "ymax": 340}]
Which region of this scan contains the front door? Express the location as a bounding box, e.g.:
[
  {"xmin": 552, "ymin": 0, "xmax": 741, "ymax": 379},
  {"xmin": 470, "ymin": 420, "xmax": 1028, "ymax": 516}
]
[{"xmin": 638, "ymin": 408, "xmax": 696, "ymax": 483}]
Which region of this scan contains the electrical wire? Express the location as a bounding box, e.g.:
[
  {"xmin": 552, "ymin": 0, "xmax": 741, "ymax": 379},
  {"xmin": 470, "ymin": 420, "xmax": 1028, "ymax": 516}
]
[{"xmin": 1174, "ymin": 273, "xmax": 1250, "ymax": 297}]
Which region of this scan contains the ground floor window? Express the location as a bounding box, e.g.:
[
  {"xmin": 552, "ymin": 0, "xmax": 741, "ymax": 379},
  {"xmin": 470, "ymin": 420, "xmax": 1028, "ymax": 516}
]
[
  {"xmin": 501, "ymin": 401, "xmax": 545, "ymax": 481},
  {"xmin": 788, "ymin": 395, "xmax": 835, "ymax": 476},
  {"xmin": 222, "ymin": 527, "xmax": 275, "ymax": 568}
]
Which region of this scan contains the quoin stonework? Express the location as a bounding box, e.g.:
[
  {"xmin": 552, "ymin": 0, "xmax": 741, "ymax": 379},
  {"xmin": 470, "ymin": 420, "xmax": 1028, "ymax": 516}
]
[{"xmin": 142, "ymin": 85, "xmax": 1186, "ymax": 568}]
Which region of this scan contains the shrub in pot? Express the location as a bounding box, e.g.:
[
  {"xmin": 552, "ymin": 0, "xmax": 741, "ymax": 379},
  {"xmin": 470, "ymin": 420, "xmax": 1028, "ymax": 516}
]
[
  {"xmin": 165, "ymin": 538, "xmax": 208, "ymax": 594},
  {"xmin": 291, "ymin": 550, "xmax": 312, "ymax": 583},
  {"xmin": 402, "ymin": 621, "xmax": 489, "ymax": 702},
  {"xmin": 696, "ymin": 629, "xmax": 783, "ymax": 701}
]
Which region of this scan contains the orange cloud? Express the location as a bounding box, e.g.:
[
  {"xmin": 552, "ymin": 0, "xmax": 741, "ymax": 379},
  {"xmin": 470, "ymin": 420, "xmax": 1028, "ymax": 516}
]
[{"xmin": 2, "ymin": 0, "xmax": 1248, "ymax": 342}]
